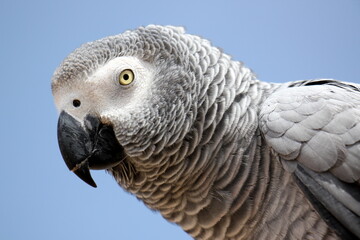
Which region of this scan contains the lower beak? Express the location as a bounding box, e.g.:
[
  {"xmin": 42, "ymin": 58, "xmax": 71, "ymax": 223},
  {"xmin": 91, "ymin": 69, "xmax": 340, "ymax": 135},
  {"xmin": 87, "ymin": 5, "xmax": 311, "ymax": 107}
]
[{"xmin": 57, "ymin": 111, "xmax": 124, "ymax": 188}]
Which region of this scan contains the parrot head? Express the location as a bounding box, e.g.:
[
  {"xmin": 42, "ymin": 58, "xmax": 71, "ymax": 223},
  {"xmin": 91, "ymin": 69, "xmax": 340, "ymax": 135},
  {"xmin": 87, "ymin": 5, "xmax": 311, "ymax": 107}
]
[{"xmin": 52, "ymin": 25, "xmax": 210, "ymax": 188}]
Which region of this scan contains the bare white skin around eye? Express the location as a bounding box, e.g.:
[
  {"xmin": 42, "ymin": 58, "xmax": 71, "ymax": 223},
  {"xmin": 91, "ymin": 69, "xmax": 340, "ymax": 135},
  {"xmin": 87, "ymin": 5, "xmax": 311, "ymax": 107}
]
[{"xmin": 54, "ymin": 56, "xmax": 155, "ymax": 122}]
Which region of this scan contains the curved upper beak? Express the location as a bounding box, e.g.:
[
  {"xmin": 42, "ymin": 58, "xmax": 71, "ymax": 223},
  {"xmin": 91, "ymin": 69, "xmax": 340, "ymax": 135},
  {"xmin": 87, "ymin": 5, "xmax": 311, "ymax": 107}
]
[{"xmin": 57, "ymin": 111, "xmax": 124, "ymax": 188}]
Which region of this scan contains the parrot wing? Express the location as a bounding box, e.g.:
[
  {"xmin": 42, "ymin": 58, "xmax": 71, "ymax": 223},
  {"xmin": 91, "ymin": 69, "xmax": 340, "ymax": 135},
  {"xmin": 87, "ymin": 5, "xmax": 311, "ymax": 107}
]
[{"xmin": 259, "ymin": 79, "xmax": 360, "ymax": 239}]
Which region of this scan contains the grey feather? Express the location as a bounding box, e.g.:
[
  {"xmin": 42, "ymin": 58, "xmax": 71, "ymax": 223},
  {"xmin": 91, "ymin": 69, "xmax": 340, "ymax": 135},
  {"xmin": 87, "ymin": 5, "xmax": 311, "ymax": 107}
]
[{"xmin": 52, "ymin": 25, "xmax": 360, "ymax": 240}]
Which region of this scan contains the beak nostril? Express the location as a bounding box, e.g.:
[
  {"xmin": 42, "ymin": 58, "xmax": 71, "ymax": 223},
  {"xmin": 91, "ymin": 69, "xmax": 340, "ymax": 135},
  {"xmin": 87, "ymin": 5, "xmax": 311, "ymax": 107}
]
[{"xmin": 73, "ymin": 99, "xmax": 81, "ymax": 108}]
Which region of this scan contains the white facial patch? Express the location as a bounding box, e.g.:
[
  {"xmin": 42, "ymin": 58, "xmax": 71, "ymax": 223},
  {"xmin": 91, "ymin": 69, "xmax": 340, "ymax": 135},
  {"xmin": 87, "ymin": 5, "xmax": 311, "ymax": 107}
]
[{"xmin": 53, "ymin": 56, "xmax": 155, "ymax": 123}]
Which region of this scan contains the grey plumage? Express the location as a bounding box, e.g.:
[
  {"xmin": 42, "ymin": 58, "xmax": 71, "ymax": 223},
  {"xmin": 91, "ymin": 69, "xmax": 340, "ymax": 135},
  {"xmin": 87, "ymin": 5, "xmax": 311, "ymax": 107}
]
[{"xmin": 52, "ymin": 25, "xmax": 360, "ymax": 239}]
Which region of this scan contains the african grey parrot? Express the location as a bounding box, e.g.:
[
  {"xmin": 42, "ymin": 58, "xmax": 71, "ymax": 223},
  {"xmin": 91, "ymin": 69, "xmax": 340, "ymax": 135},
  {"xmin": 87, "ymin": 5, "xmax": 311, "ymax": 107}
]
[{"xmin": 52, "ymin": 25, "xmax": 360, "ymax": 240}]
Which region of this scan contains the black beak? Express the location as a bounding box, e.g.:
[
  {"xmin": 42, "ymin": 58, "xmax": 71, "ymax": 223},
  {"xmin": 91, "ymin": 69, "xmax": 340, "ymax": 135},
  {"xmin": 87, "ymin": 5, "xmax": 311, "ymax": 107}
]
[{"xmin": 57, "ymin": 111, "xmax": 124, "ymax": 188}]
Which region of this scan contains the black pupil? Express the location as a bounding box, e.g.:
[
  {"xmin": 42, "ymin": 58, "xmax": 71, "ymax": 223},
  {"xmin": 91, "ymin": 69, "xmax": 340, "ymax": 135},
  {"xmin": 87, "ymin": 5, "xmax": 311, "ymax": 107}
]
[
  {"xmin": 123, "ymin": 74, "xmax": 129, "ymax": 80},
  {"xmin": 73, "ymin": 99, "xmax": 81, "ymax": 107}
]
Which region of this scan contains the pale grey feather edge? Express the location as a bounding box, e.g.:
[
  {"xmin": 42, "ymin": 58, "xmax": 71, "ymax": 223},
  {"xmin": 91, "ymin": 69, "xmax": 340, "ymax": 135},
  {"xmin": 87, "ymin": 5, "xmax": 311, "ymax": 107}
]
[{"xmin": 260, "ymin": 79, "xmax": 360, "ymax": 239}]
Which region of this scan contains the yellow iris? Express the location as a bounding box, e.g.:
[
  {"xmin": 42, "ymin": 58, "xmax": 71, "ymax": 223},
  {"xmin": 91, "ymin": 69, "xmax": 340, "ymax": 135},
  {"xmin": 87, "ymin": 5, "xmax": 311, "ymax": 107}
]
[{"xmin": 119, "ymin": 69, "xmax": 134, "ymax": 85}]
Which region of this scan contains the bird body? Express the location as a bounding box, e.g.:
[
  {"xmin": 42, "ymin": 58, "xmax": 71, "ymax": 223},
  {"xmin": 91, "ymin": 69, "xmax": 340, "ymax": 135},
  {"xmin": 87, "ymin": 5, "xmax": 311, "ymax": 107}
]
[{"xmin": 52, "ymin": 25, "xmax": 360, "ymax": 239}]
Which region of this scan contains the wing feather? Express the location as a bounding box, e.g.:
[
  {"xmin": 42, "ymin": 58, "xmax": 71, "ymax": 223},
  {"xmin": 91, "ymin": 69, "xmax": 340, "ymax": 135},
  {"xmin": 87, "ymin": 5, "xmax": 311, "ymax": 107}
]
[{"xmin": 260, "ymin": 79, "xmax": 360, "ymax": 238}]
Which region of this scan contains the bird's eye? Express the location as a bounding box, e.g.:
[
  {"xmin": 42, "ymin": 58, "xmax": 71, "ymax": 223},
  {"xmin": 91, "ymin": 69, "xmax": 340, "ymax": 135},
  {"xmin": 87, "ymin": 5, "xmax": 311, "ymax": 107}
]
[{"xmin": 118, "ymin": 69, "xmax": 134, "ymax": 85}]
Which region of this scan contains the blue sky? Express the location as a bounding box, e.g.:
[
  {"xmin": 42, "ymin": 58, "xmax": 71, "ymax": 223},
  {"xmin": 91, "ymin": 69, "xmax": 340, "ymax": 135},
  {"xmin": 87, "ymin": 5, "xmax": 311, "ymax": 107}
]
[{"xmin": 0, "ymin": 0, "xmax": 359, "ymax": 239}]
